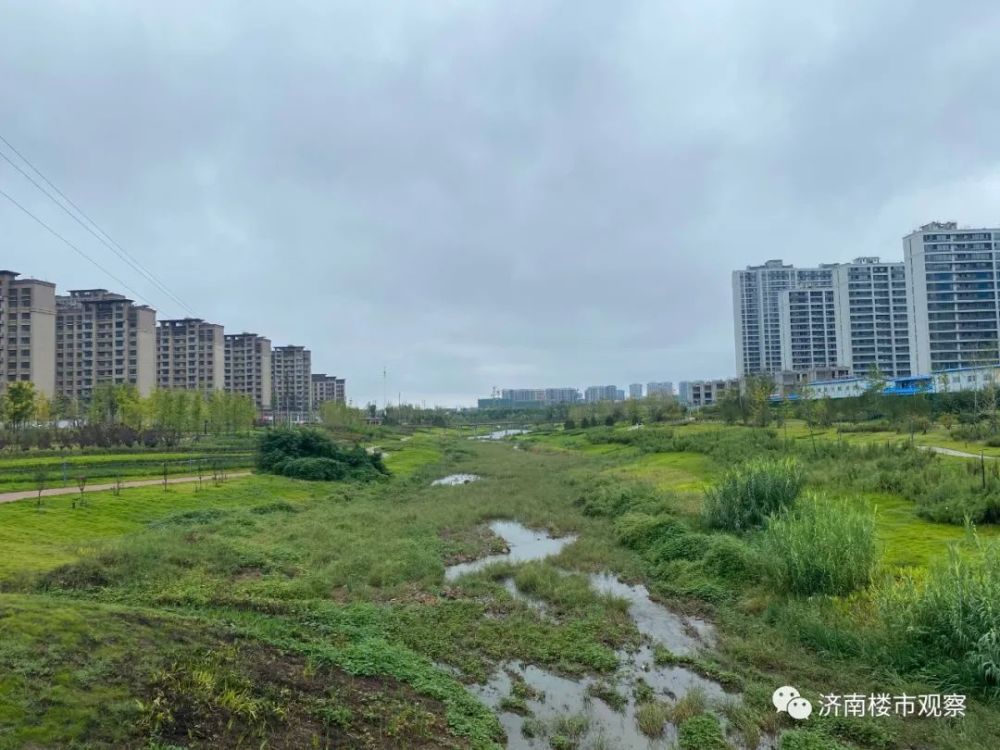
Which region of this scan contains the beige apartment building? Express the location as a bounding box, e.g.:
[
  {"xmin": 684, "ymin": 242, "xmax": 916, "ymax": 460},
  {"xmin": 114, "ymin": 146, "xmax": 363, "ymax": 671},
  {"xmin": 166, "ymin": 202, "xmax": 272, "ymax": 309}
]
[
  {"xmin": 55, "ymin": 290, "xmax": 156, "ymax": 400},
  {"xmin": 272, "ymin": 345, "xmax": 312, "ymax": 419},
  {"xmin": 156, "ymin": 318, "xmax": 225, "ymax": 392},
  {"xmin": 0, "ymin": 270, "xmax": 56, "ymax": 397},
  {"xmin": 224, "ymin": 332, "xmax": 272, "ymax": 412},
  {"xmin": 311, "ymin": 373, "xmax": 345, "ymax": 409}
]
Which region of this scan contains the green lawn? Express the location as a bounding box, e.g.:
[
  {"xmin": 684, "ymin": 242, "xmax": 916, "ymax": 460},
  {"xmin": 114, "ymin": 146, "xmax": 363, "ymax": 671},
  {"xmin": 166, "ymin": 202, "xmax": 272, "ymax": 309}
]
[{"xmin": 1, "ymin": 426, "xmax": 999, "ymax": 749}]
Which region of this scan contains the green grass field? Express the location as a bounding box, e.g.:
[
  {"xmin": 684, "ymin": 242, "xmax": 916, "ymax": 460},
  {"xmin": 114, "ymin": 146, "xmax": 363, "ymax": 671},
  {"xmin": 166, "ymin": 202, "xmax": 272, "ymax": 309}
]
[{"xmin": 1, "ymin": 424, "xmax": 999, "ymax": 749}]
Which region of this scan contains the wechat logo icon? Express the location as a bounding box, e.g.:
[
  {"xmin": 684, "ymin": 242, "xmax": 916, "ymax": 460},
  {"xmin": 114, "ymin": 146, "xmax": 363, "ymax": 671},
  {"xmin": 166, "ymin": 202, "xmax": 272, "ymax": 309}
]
[{"xmin": 773, "ymin": 686, "xmax": 813, "ymax": 721}]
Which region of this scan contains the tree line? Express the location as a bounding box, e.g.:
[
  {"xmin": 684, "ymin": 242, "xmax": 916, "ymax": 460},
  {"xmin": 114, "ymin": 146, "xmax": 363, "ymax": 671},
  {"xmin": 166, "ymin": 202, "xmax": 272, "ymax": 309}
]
[{"xmin": 0, "ymin": 382, "xmax": 258, "ymax": 447}]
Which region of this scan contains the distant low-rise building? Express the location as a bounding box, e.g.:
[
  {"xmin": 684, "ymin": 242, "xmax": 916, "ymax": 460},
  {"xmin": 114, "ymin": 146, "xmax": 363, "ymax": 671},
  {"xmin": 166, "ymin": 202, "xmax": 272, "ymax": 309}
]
[
  {"xmin": 772, "ymin": 366, "xmax": 852, "ymax": 397},
  {"xmin": 685, "ymin": 378, "xmax": 740, "ymax": 408}
]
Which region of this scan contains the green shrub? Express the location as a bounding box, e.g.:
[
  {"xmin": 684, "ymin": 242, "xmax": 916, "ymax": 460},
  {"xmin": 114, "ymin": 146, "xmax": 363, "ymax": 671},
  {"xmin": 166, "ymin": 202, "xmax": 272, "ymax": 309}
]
[
  {"xmin": 256, "ymin": 427, "xmax": 387, "ymax": 482},
  {"xmin": 281, "ymin": 457, "xmax": 348, "ymax": 481},
  {"xmin": 876, "ymin": 531, "xmax": 1000, "ymax": 692},
  {"xmin": 780, "ymin": 728, "xmax": 850, "ymax": 750},
  {"xmin": 703, "ymin": 457, "xmax": 805, "ymax": 532},
  {"xmin": 576, "ymin": 481, "xmax": 660, "ymax": 518},
  {"xmin": 762, "ymin": 494, "xmax": 877, "ymax": 596},
  {"xmin": 701, "ymin": 534, "xmax": 760, "ymax": 582},
  {"xmin": 677, "ymin": 713, "xmax": 727, "ymax": 750},
  {"xmin": 613, "ymin": 512, "xmax": 685, "ymax": 550},
  {"xmin": 644, "ymin": 532, "xmax": 711, "ymax": 564}
]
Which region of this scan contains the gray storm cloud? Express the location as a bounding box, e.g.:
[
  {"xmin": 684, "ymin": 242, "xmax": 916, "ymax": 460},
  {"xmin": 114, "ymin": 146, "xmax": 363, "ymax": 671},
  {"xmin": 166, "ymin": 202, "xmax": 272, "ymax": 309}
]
[{"xmin": 2, "ymin": 0, "xmax": 1000, "ymax": 405}]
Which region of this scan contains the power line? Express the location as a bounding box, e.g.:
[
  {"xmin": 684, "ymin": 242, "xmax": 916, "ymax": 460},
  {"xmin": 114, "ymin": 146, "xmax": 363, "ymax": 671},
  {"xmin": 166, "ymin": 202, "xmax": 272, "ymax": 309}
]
[
  {"xmin": 0, "ymin": 133, "xmax": 195, "ymax": 315},
  {"xmin": 0, "ymin": 186, "xmax": 150, "ymax": 304}
]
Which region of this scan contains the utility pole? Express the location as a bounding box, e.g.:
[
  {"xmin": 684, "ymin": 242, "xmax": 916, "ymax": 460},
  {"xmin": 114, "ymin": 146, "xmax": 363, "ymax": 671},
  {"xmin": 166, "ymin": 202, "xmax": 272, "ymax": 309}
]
[{"xmin": 383, "ymin": 366, "xmax": 387, "ymax": 414}]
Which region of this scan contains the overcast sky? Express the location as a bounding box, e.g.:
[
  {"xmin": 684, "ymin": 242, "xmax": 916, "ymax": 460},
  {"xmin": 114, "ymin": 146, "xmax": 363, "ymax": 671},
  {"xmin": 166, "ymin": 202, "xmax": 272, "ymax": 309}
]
[{"xmin": 3, "ymin": 1, "xmax": 1000, "ymax": 407}]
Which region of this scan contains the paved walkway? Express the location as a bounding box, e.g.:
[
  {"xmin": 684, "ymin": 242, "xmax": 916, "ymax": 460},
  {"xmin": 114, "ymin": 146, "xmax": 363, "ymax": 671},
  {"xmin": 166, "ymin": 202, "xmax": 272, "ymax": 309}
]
[{"xmin": 0, "ymin": 472, "xmax": 252, "ymax": 505}]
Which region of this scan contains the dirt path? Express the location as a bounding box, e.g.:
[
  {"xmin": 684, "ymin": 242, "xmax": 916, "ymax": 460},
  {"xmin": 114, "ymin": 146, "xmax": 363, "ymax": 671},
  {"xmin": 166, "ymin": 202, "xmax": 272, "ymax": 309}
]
[
  {"xmin": 0, "ymin": 472, "xmax": 253, "ymax": 505},
  {"xmin": 922, "ymin": 445, "xmax": 996, "ymax": 460}
]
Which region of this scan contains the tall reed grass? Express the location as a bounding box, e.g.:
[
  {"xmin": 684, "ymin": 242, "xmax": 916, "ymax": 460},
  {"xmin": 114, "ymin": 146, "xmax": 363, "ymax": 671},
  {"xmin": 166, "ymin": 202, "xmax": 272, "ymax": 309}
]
[
  {"xmin": 762, "ymin": 494, "xmax": 877, "ymax": 596},
  {"xmin": 877, "ymin": 529, "xmax": 1000, "ymax": 693},
  {"xmin": 702, "ymin": 457, "xmax": 805, "ymax": 532}
]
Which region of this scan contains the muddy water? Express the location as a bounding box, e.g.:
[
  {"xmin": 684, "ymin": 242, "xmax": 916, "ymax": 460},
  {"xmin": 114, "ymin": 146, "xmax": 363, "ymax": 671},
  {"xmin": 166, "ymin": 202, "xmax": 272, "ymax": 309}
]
[
  {"xmin": 589, "ymin": 573, "xmax": 714, "ymax": 656},
  {"xmin": 445, "ymin": 521, "xmax": 731, "ymax": 748},
  {"xmin": 472, "ymin": 428, "xmax": 530, "ymax": 441},
  {"xmin": 432, "ymin": 473, "xmax": 481, "ymax": 486},
  {"xmin": 444, "ymin": 521, "xmax": 576, "ymax": 581}
]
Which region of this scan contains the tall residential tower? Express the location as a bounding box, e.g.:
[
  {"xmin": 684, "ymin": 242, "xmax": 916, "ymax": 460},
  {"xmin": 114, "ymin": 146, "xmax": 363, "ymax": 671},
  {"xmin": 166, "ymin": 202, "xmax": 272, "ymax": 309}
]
[
  {"xmin": 224, "ymin": 333, "xmax": 272, "ymax": 412},
  {"xmin": 832, "ymin": 258, "xmax": 911, "ymax": 377},
  {"xmin": 732, "ymin": 260, "xmax": 835, "ymax": 376},
  {"xmin": 904, "ymin": 222, "xmax": 1000, "ymax": 373},
  {"xmin": 0, "ymin": 271, "xmax": 56, "ymax": 397},
  {"xmin": 55, "ymin": 289, "xmax": 156, "ymax": 400},
  {"xmin": 156, "ymin": 318, "xmax": 225, "ymax": 392}
]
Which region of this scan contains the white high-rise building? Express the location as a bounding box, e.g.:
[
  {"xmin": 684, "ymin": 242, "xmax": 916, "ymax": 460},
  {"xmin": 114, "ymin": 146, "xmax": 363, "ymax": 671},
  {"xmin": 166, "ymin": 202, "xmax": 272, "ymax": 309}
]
[
  {"xmin": 904, "ymin": 222, "xmax": 1000, "ymax": 373},
  {"xmin": 646, "ymin": 381, "xmax": 673, "ymax": 397},
  {"xmin": 832, "ymin": 258, "xmax": 910, "ymax": 377},
  {"xmin": 778, "ymin": 288, "xmax": 839, "ymax": 372},
  {"xmin": 628, "ymin": 383, "xmax": 643, "ymax": 399},
  {"xmin": 678, "ymin": 381, "xmax": 692, "ymax": 404},
  {"xmin": 733, "ymin": 260, "xmax": 835, "ymax": 376},
  {"xmin": 584, "ymin": 385, "xmax": 617, "ymax": 403}
]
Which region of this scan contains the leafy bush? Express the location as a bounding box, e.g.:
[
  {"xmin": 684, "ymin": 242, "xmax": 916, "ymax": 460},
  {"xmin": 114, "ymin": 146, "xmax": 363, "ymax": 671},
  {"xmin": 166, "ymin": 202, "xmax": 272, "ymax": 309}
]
[
  {"xmin": 280, "ymin": 457, "xmax": 348, "ymax": 481},
  {"xmin": 703, "ymin": 457, "xmax": 805, "ymax": 532},
  {"xmin": 762, "ymin": 494, "xmax": 877, "ymax": 596},
  {"xmin": 256, "ymin": 427, "xmax": 387, "ymax": 482},
  {"xmin": 877, "ymin": 531, "xmax": 1000, "ymax": 692}
]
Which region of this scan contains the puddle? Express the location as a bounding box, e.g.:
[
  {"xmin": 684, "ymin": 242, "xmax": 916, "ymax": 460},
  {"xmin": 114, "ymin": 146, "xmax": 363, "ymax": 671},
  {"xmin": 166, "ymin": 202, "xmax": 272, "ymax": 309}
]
[
  {"xmin": 444, "ymin": 521, "xmax": 576, "ymax": 581},
  {"xmin": 470, "ymin": 657, "xmax": 726, "ymax": 749},
  {"xmin": 589, "ymin": 573, "xmax": 714, "ymax": 656},
  {"xmin": 473, "ymin": 428, "xmax": 530, "ymax": 441},
  {"xmin": 432, "ymin": 474, "xmax": 481, "ymax": 486},
  {"xmin": 502, "ymin": 578, "xmax": 551, "ymax": 617},
  {"xmin": 448, "ymin": 521, "xmax": 731, "ymax": 748}
]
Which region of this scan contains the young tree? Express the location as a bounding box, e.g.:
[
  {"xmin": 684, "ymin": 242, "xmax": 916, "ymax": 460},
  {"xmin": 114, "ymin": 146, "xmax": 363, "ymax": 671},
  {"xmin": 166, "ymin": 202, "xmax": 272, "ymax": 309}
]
[
  {"xmin": 3, "ymin": 381, "xmax": 37, "ymax": 429},
  {"xmin": 744, "ymin": 374, "xmax": 774, "ymax": 427},
  {"xmin": 117, "ymin": 384, "xmax": 145, "ymax": 430},
  {"xmin": 626, "ymin": 398, "xmax": 642, "ymax": 425},
  {"xmin": 863, "ymin": 364, "xmax": 887, "ymax": 421},
  {"xmin": 34, "ymin": 393, "xmax": 53, "ymax": 427}
]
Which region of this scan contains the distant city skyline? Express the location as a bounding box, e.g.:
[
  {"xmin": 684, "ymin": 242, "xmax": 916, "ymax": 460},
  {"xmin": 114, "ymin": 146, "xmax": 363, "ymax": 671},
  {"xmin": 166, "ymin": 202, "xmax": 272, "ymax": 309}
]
[{"xmin": 4, "ymin": 3, "xmax": 1000, "ymax": 406}]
